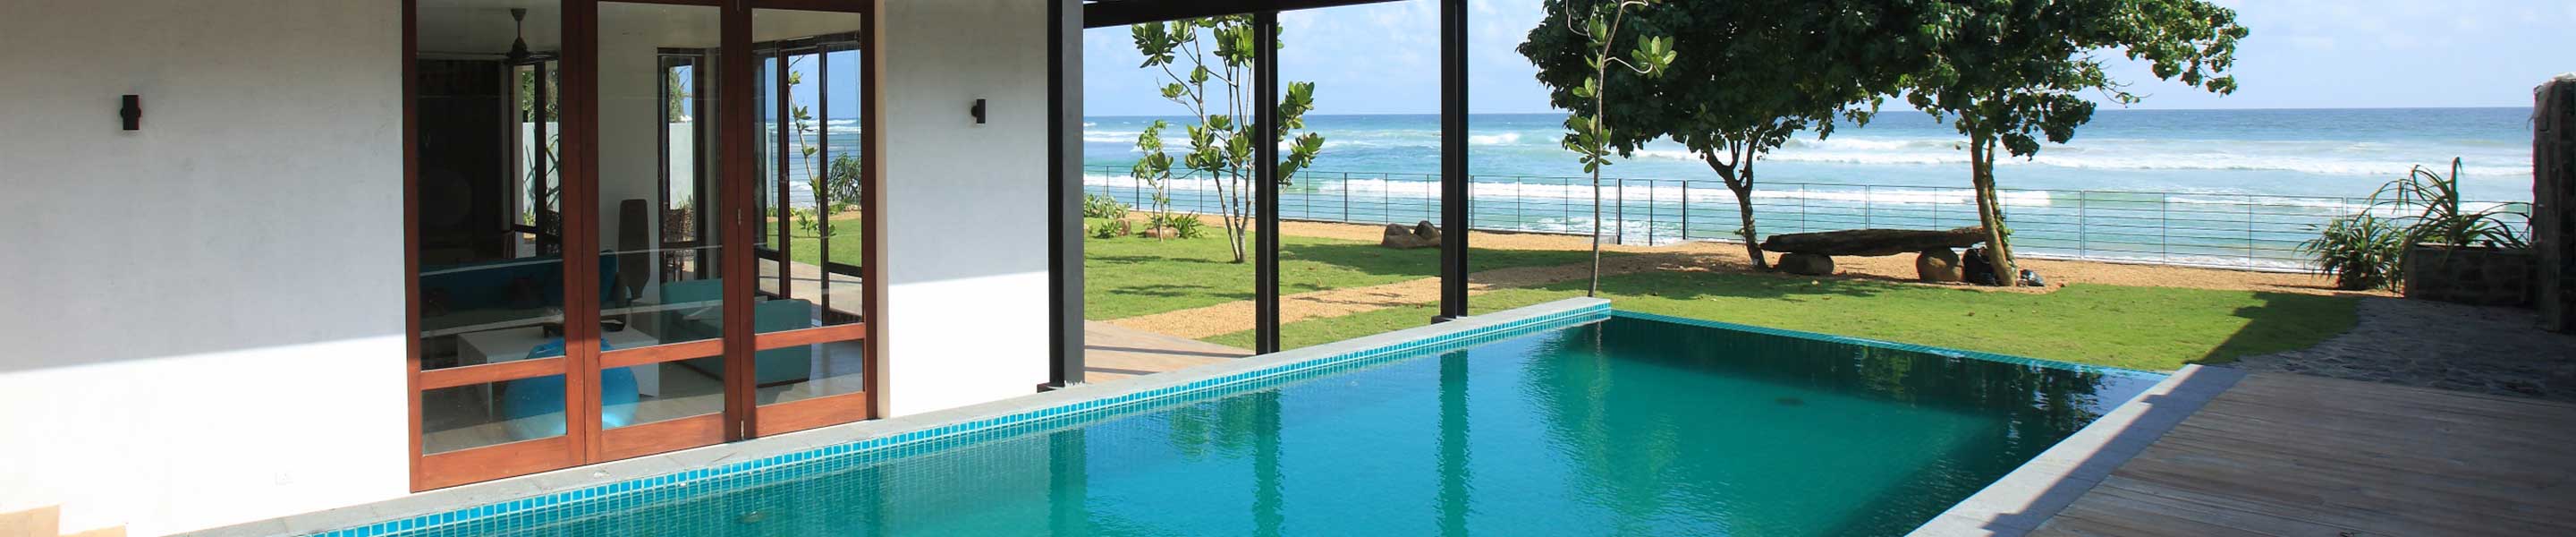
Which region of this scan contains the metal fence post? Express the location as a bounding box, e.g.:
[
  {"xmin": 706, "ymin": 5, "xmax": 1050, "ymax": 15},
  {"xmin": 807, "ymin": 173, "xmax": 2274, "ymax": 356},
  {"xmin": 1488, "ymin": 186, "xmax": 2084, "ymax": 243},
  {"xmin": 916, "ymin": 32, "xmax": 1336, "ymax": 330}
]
[
  {"xmin": 1341, "ymin": 172, "xmax": 1351, "ymax": 222},
  {"xmin": 1864, "ymin": 185, "xmax": 1874, "ymax": 228},
  {"xmin": 2077, "ymin": 192, "xmax": 2089, "ymax": 259},
  {"xmin": 1680, "ymin": 181, "xmax": 1690, "ymax": 241}
]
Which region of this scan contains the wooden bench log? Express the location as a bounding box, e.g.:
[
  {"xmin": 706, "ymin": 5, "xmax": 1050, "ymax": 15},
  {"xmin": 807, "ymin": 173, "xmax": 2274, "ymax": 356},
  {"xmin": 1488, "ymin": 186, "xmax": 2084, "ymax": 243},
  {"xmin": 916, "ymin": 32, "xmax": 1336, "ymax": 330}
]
[{"xmin": 1758, "ymin": 227, "xmax": 1987, "ymax": 257}]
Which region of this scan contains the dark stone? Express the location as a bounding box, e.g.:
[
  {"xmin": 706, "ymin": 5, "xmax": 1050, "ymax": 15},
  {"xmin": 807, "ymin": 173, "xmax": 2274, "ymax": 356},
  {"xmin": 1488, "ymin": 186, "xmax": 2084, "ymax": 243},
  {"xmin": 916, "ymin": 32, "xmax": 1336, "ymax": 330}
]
[
  {"xmin": 1759, "ymin": 226, "xmax": 1987, "ymax": 257},
  {"xmin": 1381, "ymin": 220, "xmax": 1443, "ymax": 249},
  {"xmin": 1915, "ymin": 248, "xmax": 1962, "ymax": 282},
  {"xmin": 1778, "ymin": 253, "xmax": 1835, "ymax": 276}
]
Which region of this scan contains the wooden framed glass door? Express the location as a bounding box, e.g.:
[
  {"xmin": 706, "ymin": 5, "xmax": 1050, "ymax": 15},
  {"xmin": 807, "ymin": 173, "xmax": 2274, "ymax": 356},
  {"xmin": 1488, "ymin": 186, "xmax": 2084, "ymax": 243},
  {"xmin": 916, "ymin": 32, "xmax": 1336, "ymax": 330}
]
[
  {"xmin": 406, "ymin": 0, "xmax": 877, "ymax": 491},
  {"xmin": 742, "ymin": 2, "xmax": 875, "ymax": 437}
]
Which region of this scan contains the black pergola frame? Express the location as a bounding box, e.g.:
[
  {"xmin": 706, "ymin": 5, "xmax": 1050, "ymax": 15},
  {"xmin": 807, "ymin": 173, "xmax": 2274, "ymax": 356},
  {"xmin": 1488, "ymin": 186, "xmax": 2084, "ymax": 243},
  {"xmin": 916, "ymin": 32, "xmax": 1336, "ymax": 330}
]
[{"xmin": 1050, "ymin": 0, "xmax": 1470, "ymax": 383}]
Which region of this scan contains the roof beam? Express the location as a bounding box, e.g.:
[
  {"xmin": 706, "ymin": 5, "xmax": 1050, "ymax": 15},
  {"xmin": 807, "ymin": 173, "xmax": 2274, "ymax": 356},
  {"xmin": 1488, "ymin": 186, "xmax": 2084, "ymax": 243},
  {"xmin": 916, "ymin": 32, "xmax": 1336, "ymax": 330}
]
[{"xmin": 1083, "ymin": 0, "xmax": 1410, "ymax": 29}]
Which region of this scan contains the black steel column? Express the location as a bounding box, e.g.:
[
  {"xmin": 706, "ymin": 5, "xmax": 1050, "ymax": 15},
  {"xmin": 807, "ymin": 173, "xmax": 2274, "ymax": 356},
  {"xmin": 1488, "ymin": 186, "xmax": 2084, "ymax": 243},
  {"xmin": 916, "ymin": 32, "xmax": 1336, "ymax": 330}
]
[
  {"xmin": 1436, "ymin": 0, "xmax": 1469, "ymax": 321},
  {"xmin": 1047, "ymin": 0, "xmax": 1088, "ymax": 388},
  {"xmin": 1253, "ymin": 10, "xmax": 1283, "ymax": 354}
]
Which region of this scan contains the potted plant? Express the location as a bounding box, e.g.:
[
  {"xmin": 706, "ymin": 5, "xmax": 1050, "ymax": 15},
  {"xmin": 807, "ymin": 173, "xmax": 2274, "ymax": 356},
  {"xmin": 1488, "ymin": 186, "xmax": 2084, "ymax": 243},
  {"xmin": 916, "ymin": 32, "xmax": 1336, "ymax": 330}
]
[{"xmin": 2305, "ymin": 158, "xmax": 2533, "ymax": 303}]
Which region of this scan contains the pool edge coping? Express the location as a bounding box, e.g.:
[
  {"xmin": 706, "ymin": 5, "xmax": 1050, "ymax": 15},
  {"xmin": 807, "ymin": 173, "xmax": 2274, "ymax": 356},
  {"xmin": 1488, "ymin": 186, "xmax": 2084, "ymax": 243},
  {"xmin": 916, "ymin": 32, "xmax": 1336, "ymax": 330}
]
[
  {"xmin": 191, "ymin": 297, "xmax": 1614, "ymax": 537},
  {"xmin": 1904, "ymin": 363, "xmax": 2245, "ymax": 537}
]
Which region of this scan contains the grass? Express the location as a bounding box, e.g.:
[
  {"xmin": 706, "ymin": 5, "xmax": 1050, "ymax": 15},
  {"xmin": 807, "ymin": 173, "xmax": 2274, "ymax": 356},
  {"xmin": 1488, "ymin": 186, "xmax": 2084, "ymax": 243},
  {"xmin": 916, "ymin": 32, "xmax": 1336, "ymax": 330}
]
[
  {"xmin": 1083, "ymin": 219, "xmax": 1607, "ymax": 320},
  {"xmin": 767, "ymin": 213, "xmax": 865, "ymax": 268},
  {"xmin": 1207, "ymin": 269, "xmax": 2360, "ymax": 371}
]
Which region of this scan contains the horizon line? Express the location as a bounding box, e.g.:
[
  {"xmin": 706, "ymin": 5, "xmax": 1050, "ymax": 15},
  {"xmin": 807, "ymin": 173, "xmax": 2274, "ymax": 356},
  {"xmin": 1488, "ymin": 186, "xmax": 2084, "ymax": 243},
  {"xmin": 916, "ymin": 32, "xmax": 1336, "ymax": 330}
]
[{"xmin": 1079, "ymin": 105, "xmax": 2533, "ymax": 117}]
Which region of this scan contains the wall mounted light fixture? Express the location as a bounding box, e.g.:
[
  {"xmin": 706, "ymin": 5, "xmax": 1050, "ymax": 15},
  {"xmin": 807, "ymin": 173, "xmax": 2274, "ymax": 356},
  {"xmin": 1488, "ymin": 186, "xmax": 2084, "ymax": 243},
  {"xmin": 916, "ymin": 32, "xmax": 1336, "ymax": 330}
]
[
  {"xmin": 970, "ymin": 98, "xmax": 987, "ymax": 125},
  {"xmin": 121, "ymin": 95, "xmax": 142, "ymax": 131}
]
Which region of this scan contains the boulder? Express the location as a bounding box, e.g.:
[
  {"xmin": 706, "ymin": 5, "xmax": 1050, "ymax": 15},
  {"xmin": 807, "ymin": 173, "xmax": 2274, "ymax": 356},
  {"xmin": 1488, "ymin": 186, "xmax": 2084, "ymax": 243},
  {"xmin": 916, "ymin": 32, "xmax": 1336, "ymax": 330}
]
[
  {"xmin": 1382, "ymin": 220, "xmax": 1443, "ymax": 249},
  {"xmin": 1778, "ymin": 253, "xmax": 1835, "ymax": 276},
  {"xmin": 1916, "ymin": 248, "xmax": 1963, "ymax": 282},
  {"xmin": 1759, "ymin": 227, "xmax": 1987, "ymax": 257}
]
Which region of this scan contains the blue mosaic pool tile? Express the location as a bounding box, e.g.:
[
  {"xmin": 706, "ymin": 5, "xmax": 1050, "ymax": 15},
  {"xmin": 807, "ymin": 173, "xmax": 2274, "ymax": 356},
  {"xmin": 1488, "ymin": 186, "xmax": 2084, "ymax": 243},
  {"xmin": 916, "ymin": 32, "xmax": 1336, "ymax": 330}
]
[
  {"xmin": 317, "ymin": 302, "xmax": 1612, "ymax": 536},
  {"xmin": 1607, "ymin": 310, "xmax": 2167, "ymax": 380}
]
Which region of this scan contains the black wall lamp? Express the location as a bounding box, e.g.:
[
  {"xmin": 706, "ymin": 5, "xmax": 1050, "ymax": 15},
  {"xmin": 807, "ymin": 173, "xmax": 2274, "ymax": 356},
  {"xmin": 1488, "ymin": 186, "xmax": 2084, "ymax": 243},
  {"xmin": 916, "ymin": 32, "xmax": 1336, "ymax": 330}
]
[
  {"xmin": 970, "ymin": 98, "xmax": 987, "ymax": 125},
  {"xmin": 120, "ymin": 95, "xmax": 142, "ymax": 131}
]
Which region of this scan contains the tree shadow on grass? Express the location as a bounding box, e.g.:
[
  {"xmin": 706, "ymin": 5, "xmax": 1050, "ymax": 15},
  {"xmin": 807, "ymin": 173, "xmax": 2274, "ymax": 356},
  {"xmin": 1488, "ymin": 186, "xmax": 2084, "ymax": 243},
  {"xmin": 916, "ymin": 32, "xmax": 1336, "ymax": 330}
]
[
  {"xmin": 2192, "ymin": 291, "xmax": 2361, "ymax": 365},
  {"xmin": 1521, "ymin": 268, "xmax": 1912, "ymax": 302},
  {"xmin": 1284, "ymin": 242, "xmax": 1609, "ymax": 279}
]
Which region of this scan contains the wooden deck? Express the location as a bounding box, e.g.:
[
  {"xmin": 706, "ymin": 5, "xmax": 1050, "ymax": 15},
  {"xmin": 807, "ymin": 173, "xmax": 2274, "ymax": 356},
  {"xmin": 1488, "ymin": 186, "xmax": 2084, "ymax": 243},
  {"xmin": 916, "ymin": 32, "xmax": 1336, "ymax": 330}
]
[
  {"xmin": 2031, "ymin": 372, "xmax": 2576, "ymax": 536},
  {"xmin": 1081, "ymin": 321, "xmax": 1252, "ymax": 382}
]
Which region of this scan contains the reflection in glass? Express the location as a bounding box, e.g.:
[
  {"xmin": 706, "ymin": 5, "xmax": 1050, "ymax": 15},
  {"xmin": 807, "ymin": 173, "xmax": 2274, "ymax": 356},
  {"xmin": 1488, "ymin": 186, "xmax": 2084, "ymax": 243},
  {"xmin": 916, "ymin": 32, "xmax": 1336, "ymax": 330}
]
[
  {"xmin": 752, "ymin": 9, "xmax": 868, "ymax": 336},
  {"xmin": 422, "ymin": 375, "xmax": 565, "ymax": 455},
  {"xmin": 592, "ymin": 2, "xmax": 726, "ymax": 350},
  {"xmin": 755, "ymin": 339, "xmax": 867, "ymax": 405},
  {"xmin": 415, "ymin": 0, "xmax": 573, "ymax": 372},
  {"xmin": 617, "ymin": 355, "xmax": 728, "ymax": 428}
]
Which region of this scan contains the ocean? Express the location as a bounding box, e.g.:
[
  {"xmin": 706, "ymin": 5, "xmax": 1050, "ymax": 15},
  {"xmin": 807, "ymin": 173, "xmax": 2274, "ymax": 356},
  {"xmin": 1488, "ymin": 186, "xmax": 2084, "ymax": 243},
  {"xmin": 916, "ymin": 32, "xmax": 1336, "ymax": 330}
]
[{"xmin": 1083, "ymin": 107, "xmax": 2537, "ymax": 202}]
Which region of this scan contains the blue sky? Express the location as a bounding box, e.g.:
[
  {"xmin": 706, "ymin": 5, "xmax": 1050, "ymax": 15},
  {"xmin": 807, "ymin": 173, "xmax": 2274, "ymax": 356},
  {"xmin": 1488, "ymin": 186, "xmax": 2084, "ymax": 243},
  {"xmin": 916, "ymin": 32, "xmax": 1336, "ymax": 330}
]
[{"xmin": 1081, "ymin": 0, "xmax": 2576, "ymax": 115}]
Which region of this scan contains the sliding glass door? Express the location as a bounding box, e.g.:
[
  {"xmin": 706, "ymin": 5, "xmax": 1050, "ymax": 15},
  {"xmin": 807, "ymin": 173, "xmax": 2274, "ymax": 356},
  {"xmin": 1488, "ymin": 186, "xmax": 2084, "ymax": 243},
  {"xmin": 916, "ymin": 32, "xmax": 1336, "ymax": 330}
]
[
  {"xmin": 747, "ymin": 5, "xmax": 873, "ymax": 436},
  {"xmin": 406, "ymin": 0, "xmax": 876, "ymax": 490}
]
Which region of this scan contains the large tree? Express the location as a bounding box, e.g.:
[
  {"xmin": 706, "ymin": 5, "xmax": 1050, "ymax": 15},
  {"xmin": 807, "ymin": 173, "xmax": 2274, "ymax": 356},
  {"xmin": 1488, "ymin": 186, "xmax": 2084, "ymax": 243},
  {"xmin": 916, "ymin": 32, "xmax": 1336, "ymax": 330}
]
[
  {"xmin": 1907, "ymin": 0, "xmax": 2247, "ymax": 284},
  {"xmin": 1524, "ymin": 1, "xmax": 1926, "ymax": 270}
]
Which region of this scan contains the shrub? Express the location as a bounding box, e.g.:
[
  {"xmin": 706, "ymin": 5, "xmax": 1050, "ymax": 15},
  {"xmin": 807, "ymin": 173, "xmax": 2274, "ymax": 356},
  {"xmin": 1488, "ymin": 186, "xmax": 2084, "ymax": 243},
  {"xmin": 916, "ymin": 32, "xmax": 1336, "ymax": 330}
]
[
  {"xmin": 1152, "ymin": 213, "xmax": 1208, "ymax": 239},
  {"xmin": 2303, "ymin": 158, "xmax": 2530, "ymax": 290},
  {"xmin": 1089, "ymin": 218, "xmax": 1129, "ymax": 239},
  {"xmin": 2301, "ymin": 215, "xmax": 2405, "ymax": 291},
  {"xmin": 1082, "ymin": 194, "xmax": 1131, "ymax": 220}
]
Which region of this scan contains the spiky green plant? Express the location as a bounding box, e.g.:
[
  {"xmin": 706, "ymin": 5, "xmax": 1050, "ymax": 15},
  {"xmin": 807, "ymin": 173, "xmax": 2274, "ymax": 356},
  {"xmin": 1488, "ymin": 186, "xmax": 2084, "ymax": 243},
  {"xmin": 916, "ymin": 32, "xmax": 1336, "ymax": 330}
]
[{"xmin": 2300, "ymin": 215, "xmax": 2406, "ymax": 291}]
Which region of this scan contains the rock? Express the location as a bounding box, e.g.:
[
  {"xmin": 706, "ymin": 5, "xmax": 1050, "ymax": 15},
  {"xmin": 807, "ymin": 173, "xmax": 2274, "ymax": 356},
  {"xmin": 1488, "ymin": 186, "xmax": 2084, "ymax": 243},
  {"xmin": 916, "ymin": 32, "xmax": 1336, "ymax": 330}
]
[
  {"xmin": 1759, "ymin": 227, "xmax": 1987, "ymax": 257},
  {"xmin": 1915, "ymin": 248, "xmax": 1963, "ymax": 282},
  {"xmin": 1778, "ymin": 253, "xmax": 1835, "ymax": 276},
  {"xmin": 1381, "ymin": 220, "xmax": 1443, "ymax": 249}
]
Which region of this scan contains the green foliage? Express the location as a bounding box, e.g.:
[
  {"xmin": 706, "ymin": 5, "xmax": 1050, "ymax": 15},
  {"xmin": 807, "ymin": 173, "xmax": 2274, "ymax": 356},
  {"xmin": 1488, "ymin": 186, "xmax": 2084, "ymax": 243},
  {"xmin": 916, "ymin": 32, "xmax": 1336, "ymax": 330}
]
[
  {"xmin": 2303, "ymin": 158, "xmax": 2533, "ymax": 290},
  {"xmin": 2301, "ymin": 215, "xmax": 2406, "ymax": 291},
  {"xmin": 1153, "ymin": 213, "xmax": 1210, "ymax": 239},
  {"xmin": 1129, "ymin": 16, "xmax": 1327, "ymax": 262},
  {"xmin": 1899, "ymin": 0, "xmax": 2249, "ymax": 285},
  {"xmin": 1521, "ymin": 0, "xmax": 1918, "ymax": 269},
  {"xmin": 2373, "ymin": 158, "xmax": 2529, "ymax": 249},
  {"xmin": 1089, "ymin": 218, "xmax": 1128, "ymax": 240},
  {"xmin": 1082, "ymin": 194, "xmax": 1131, "ymax": 220}
]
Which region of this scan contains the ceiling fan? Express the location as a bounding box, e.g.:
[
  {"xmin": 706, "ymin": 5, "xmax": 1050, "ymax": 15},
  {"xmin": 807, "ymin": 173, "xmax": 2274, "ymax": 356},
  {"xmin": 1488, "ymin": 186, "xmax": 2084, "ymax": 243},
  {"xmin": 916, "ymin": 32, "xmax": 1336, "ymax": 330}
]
[{"xmin": 501, "ymin": 8, "xmax": 557, "ymax": 65}]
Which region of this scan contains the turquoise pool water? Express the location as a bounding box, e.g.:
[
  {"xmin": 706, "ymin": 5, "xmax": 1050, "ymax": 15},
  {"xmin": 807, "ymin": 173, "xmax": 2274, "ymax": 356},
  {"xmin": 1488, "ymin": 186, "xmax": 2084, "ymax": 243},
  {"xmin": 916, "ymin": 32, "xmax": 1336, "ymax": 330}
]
[{"xmin": 377, "ymin": 312, "xmax": 2156, "ymax": 536}]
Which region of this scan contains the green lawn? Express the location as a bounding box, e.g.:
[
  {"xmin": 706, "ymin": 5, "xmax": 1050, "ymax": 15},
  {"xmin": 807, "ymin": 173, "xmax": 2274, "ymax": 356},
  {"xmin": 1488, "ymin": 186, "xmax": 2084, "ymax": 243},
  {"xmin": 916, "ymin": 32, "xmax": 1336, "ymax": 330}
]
[
  {"xmin": 1084, "ymin": 223, "xmax": 1606, "ymax": 320},
  {"xmin": 1207, "ymin": 270, "xmax": 2359, "ymax": 371},
  {"xmin": 767, "ymin": 216, "xmax": 864, "ymax": 268}
]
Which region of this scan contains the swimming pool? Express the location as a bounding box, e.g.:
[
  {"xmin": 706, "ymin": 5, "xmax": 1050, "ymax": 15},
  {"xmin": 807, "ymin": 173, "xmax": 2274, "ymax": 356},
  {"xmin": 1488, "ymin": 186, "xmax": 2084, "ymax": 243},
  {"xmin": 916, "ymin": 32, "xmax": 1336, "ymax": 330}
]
[{"xmin": 315, "ymin": 302, "xmax": 2160, "ymax": 536}]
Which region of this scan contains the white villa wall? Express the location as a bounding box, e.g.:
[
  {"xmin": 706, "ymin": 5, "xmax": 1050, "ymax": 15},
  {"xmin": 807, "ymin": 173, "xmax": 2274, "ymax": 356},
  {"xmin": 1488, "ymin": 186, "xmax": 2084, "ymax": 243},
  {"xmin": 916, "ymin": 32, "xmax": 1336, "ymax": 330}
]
[
  {"xmin": 873, "ymin": 0, "xmax": 1055, "ymax": 416},
  {"xmin": 0, "ymin": 0, "xmax": 1057, "ymax": 533},
  {"xmin": 0, "ymin": 1, "xmax": 410, "ymax": 535}
]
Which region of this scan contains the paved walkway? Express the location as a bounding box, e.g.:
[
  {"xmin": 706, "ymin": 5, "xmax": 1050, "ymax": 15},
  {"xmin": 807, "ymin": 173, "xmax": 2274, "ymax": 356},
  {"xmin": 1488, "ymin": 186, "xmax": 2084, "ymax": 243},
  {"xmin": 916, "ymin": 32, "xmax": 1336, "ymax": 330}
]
[
  {"xmin": 1080, "ymin": 321, "xmax": 1251, "ymax": 382},
  {"xmin": 2233, "ymin": 297, "xmax": 2576, "ymax": 402},
  {"xmin": 2024, "ymin": 372, "xmax": 2576, "ymax": 536}
]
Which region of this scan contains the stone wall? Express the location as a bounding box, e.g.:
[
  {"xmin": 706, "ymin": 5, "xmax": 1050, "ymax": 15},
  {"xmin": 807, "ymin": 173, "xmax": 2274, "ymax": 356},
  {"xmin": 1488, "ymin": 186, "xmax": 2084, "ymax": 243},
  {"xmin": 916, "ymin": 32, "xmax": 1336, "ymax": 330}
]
[
  {"xmin": 2404, "ymin": 245, "xmax": 2538, "ymax": 307},
  {"xmin": 2537, "ymin": 76, "xmax": 2576, "ymax": 331}
]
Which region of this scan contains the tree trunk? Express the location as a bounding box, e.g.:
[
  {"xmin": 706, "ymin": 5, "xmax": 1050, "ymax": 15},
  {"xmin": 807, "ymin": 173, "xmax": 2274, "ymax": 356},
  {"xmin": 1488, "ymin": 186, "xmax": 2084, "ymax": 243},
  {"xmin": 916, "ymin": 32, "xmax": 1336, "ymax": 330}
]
[
  {"xmin": 1729, "ymin": 175, "xmax": 1765, "ymax": 270},
  {"xmin": 1970, "ymin": 134, "xmax": 2014, "ymax": 285}
]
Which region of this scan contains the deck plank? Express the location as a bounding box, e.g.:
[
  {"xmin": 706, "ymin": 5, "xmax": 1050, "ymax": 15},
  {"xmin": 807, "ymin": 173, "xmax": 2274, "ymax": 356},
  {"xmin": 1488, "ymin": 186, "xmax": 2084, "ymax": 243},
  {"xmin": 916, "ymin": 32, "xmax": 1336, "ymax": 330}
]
[{"xmin": 2029, "ymin": 372, "xmax": 2576, "ymax": 537}]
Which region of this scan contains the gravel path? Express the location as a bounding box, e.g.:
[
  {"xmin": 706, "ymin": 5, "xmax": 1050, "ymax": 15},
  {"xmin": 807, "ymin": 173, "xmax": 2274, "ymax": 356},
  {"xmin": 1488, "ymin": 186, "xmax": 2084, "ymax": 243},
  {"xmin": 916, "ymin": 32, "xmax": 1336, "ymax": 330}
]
[{"xmin": 2232, "ymin": 298, "xmax": 2576, "ymax": 402}]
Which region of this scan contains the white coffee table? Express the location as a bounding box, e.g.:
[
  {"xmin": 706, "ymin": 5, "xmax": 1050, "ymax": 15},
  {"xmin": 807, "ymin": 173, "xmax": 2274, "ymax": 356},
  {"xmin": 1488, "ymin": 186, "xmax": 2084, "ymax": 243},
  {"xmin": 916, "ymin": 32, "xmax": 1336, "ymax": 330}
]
[{"xmin": 457, "ymin": 327, "xmax": 666, "ymax": 396}]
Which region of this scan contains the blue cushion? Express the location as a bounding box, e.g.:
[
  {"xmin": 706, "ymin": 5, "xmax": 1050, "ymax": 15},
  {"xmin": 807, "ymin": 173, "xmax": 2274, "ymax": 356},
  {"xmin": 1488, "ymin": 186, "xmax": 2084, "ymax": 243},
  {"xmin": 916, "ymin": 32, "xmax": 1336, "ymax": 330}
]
[{"xmin": 498, "ymin": 338, "xmax": 638, "ymax": 439}]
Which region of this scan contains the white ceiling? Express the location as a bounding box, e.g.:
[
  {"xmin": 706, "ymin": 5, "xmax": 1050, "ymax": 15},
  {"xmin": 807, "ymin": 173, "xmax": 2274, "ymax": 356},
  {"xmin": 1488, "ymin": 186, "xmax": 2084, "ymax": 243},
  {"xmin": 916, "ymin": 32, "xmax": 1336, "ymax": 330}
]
[{"xmin": 417, "ymin": 0, "xmax": 868, "ymax": 57}]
